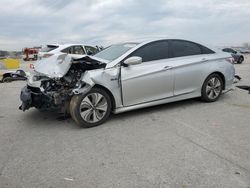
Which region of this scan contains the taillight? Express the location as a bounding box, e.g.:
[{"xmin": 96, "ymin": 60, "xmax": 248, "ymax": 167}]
[
  {"xmin": 226, "ymin": 57, "xmax": 235, "ymax": 64},
  {"xmin": 43, "ymin": 54, "xmax": 53, "ymax": 58}
]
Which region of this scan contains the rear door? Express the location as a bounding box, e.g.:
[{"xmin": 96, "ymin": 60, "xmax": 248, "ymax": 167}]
[
  {"xmin": 169, "ymin": 40, "xmax": 215, "ymax": 95},
  {"xmin": 121, "ymin": 40, "xmax": 174, "ymax": 106}
]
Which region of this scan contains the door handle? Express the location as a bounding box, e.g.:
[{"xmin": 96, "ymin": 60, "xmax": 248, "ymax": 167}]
[
  {"xmin": 163, "ymin": 66, "xmax": 173, "ymax": 70},
  {"xmin": 201, "ymin": 58, "xmax": 208, "ymax": 62}
]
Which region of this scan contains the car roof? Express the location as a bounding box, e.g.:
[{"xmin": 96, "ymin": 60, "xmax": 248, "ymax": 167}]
[
  {"xmin": 112, "ymin": 38, "xmax": 217, "ymax": 51},
  {"xmin": 114, "ymin": 38, "xmax": 209, "ymax": 45},
  {"xmin": 46, "ymin": 43, "xmax": 96, "ymax": 48},
  {"xmin": 44, "ymin": 44, "xmax": 98, "ymax": 53}
]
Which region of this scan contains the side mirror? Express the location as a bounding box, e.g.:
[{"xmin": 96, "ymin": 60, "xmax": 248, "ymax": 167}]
[{"xmin": 123, "ymin": 56, "xmax": 142, "ymax": 67}]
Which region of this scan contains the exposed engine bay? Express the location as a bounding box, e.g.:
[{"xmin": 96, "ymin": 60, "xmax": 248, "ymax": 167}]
[{"xmin": 19, "ymin": 55, "xmax": 106, "ymax": 112}]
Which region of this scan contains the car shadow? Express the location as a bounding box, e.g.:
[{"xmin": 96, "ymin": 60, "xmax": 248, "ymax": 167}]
[
  {"xmin": 23, "ymin": 96, "xmax": 226, "ymax": 129},
  {"xmin": 24, "ymin": 109, "xmax": 78, "ymax": 129}
]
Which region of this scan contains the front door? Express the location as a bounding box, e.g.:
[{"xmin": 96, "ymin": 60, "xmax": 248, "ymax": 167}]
[{"xmin": 121, "ymin": 40, "xmax": 174, "ymax": 106}]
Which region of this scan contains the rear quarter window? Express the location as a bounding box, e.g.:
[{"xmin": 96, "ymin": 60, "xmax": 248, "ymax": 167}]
[
  {"xmin": 201, "ymin": 46, "xmax": 215, "ymax": 54},
  {"xmin": 41, "ymin": 45, "xmax": 58, "ymax": 52}
]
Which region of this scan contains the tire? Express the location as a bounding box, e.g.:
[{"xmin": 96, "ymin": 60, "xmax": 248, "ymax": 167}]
[
  {"xmin": 237, "ymin": 56, "xmax": 244, "ymax": 64},
  {"xmin": 201, "ymin": 74, "xmax": 223, "ymax": 102},
  {"xmin": 2, "ymin": 77, "xmax": 12, "ymax": 83},
  {"xmin": 69, "ymin": 87, "xmax": 112, "ymax": 128}
]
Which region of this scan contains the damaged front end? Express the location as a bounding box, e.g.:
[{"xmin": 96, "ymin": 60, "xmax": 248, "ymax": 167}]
[{"xmin": 19, "ymin": 54, "xmax": 107, "ymax": 112}]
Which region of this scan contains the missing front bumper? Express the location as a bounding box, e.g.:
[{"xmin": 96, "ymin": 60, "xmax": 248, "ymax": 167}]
[{"xmin": 19, "ymin": 86, "xmax": 32, "ymax": 111}]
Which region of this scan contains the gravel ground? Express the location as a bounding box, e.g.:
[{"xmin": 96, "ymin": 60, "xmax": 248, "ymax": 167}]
[{"xmin": 0, "ymin": 55, "xmax": 250, "ymax": 188}]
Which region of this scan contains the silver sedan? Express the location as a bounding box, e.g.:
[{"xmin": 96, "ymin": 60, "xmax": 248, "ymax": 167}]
[{"xmin": 21, "ymin": 39, "xmax": 235, "ymax": 127}]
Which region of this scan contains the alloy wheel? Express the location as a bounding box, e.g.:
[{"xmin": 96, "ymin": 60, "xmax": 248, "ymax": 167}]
[
  {"xmin": 79, "ymin": 93, "xmax": 108, "ymax": 123},
  {"xmin": 206, "ymin": 77, "xmax": 222, "ymax": 100}
]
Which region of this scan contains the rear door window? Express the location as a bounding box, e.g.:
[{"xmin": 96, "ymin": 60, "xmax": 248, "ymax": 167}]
[
  {"xmin": 61, "ymin": 46, "xmax": 73, "ymax": 54},
  {"xmin": 85, "ymin": 46, "xmax": 98, "ymax": 55},
  {"xmin": 170, "ymin": 40, "xmax": 202, "ymax": 58},
  {"xmin": 62, "ymin": 46, "xmax": 85, "ymax": 54},
  {"xmin": 129, "ymin": 41, "xmax": 169, "ymax": 62},
  {"xmin": 73, "ymin": 46, "xmax": 85, "ymax": 54}
]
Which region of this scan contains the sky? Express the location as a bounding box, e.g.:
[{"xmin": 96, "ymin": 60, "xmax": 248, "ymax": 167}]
[{"xmin": 0, "ymin": 0, "xmax": 250, "ymax": 51}]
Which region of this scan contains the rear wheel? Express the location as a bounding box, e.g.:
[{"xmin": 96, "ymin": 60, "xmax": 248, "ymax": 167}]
[
  {"xmin": 70, "ymin": 88, "xmax": 112, "ymax": 128},
  {"xmin": 237, "ymin": 56, "xmax": 244, "ymax": 64},
  {"xmin": 2, "ymin": 77, "xmax": 12, "ymax": 82},
  {"xmin": 201, "ymin": 74, "xmax": 223, "ymax": 102}
]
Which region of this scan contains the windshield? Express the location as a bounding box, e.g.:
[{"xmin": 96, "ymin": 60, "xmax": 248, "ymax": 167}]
[
  {"xmin": 94, "ymin": 43, "xmax": 138, "ymax": 61},
  {"xmin": 41, "ymin": 45, "xmax": 59, "ymax": 52}
]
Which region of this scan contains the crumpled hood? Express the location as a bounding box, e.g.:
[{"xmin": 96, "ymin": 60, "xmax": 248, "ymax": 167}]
[{"xmin": 34, "ymin": 54, "xmax": 108, "ymax": 78}]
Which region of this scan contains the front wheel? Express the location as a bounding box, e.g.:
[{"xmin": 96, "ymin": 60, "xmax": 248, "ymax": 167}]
[
  {"xmin": 70, "ymin": 88, "xmax": 112, "ymax": 128},
  {"xmin": 201, "ymin": 74, "xmax": 223, "ymax": 102}
]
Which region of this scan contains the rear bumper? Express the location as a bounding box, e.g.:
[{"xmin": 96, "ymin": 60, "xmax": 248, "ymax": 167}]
[
  {"xmin": 224, "ymin": 64, "xmax": 235, "ymax": 91},
  {"xmin": 225, "ymin": 77, "xmax": 234, "ymax": 91}
]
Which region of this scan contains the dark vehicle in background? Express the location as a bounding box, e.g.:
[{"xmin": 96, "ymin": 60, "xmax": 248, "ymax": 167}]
[
  {"xmin": 0, "ymin": 70, "xmax": 27, "ymax": 83},
  {"xmin": 222, "ymin": 48, "xmax": 244, "ymax": 64},
  {"xmin": 238, "ymin": 48, "xmax": 250, "ymax": 54}
]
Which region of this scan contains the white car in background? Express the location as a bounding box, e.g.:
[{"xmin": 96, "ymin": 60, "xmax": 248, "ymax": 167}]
[{"xmin": 38, "ymin": 44, "xmax": 99, "ymax": 59}]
